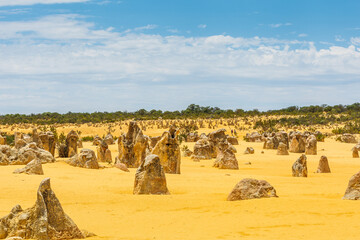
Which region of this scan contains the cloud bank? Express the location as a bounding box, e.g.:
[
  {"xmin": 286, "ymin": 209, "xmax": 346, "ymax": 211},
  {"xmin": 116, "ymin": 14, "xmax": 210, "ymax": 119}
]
[
  {"xmin": 0, "ymin": 15, "xmax": 360, "ymax": 113},
  {"xmin": 0, "ymin": 0, "xmax": 88, "ymax": 7}
]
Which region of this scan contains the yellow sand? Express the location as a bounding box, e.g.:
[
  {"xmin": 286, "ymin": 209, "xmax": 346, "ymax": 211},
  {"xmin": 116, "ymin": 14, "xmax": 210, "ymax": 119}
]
[{"xmin": 0, "ymin": 128, "xmax": 359, "ymax": 239}]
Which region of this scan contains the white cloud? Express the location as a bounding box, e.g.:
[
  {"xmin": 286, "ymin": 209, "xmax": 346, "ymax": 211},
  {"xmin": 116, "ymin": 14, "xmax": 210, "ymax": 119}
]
[
  {"xmin": 350, "ymin": 37, "xmax": 360, "ymax": 45},
  {"xmin": 0, "ymin": 0, "xmax": 88, "ymax": 7},
  {"xmin": 198, "ymin": 24, "xmax": 207, "ymax": 29},
  {"xmin": 0, "ymin": 15, "xmax": 360, "ymax": 113},
  {"xmin": 270, "ymin": 23, "xmax": 292, "ymax": 28},
  {"xmin": 335, "ymin": 35, "xmax": 345, "ymax": 42},
  {"xmin": 298, "ymin": 33, "xmax": 307, "ymax": 37}
]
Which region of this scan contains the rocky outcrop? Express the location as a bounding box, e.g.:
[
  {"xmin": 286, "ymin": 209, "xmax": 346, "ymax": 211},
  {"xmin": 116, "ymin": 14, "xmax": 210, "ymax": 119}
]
[
  {"xmin": 292, "ymin": 154, "xmax": 308, "ymax": 177},
  {"xmin": 245, "ymin": 132, "xmax": 262, "ymax": 142},
  {"xmin": 117, "ymin": 121, "xmax": 149, "ymax": 168},
  {"xmin": 115, "ymin": 162, "xmax": 129, "ymax": 172},
  {"xmin": 96, "ymin": 141, "xmax": 112, "ymax": 163},
  {"xmin": 77, "ymin": 139, "xmax": 83, "ymax": 148},
  {"xmin": 0, "ymin": 145, "xmax": 18, "ymax": 165},
  {"xmin": 66, "ymin": 149, "xmax": 99, "ymax": 169},
  {"xmin": 13, "ymin": 158, "xmax": 44, "ymax": 175},
  {"xmin": 103, "ymin": 133, "xmax": 114, "ymax": 145},
  {"xmin": 244, "ymin": 147, "xmax": 254, "ymax": 154},
  {"xmin": 305, "ymin": 135, "xmax": 317, "ymax": 155},
  {"xmin": 58, "ymin": 130, "xmax": 79, "ymax": 158},
  {"xmin": 343, "ymin": 171, "xmax": 360, "ymax": 200},
  {"xmin": 353, "ymin": 148, "xmax": 359, "ymax": 158},
  {"xmin": 39, "ymin": 131, "xmax": 56, "ymax": 156},
  {"xmin": 92, "ymin": 135, "xmax": 102, "ymax": 146},
  {"xmin": 316, "ymin": 156, "xmax": 331, "ymax": 173},
  {"xmin": 191, "ymin": 139, "xmax": 215, "ymax": 161},
  {"xmin": 213, "ymin": 140, "xmax": 239, "ymax": 170},
  {"xmin": 152, "ymin": 126, "xmax": 181, "ymax": 174},
  {"xmin": 0, "ymin": 135, "xmax": 6, "ymax": 145},
  {"xmin": 340, "ymin": 133, "xmax": 357, "ymax": 143},
  {"xmin": 289, "ymin": 131, "xmax": 306, "ymax": 153},
  {"xmin": 0, "ymin": 178, "xmax": 86, "ymax": 239},
  {"xmin": 227, "ymin": 178, "xmax": 278, "ymax": 201},
  {"xmin": 133, "ymin": 154, "xmax": 169, "ymax": 195},
  {"xmin": 182, "ymin": 148, "xmax": 193, "ymax": 157},
  {"xmin": 186, "ymin": 132, "xmax": 199, "ymax": 142},
  {"xmin": 277, "ymin": 142, "xmax": 289, "ymax": 155},
  {"xmin": 227, "ymin": 136, "xmax": 239, "ymax": 145},
  {"xmin": 31, "ymin": 128, "xmax": 43, "ymax": 148}
]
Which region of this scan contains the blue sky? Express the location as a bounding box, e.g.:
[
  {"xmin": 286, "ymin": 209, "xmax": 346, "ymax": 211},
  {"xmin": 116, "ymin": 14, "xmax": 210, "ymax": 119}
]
[{"xmin": 0, "ymin": 0, "xmax": 360, "ymax": 113}]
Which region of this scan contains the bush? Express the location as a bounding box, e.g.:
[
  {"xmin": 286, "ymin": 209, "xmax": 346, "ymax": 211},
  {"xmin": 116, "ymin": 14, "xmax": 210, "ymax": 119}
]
[{"xmin": 81, "ymin": 136, "xmax": 94, "ymax": 142}]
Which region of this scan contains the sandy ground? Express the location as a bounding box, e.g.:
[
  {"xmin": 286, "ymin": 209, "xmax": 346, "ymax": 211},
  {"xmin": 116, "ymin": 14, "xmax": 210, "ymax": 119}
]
[{"xmin": 0, "ymin": 127, "xmax": 359, "ymax": 240}]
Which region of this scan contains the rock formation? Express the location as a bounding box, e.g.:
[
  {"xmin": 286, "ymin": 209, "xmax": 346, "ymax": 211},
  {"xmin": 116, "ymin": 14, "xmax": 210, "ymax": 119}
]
[
  {"xmin": 39, "ymin": 131, "xmax": 56, "ymax": 156},
  {"xmin": 292, "ymin": 154, "xmax": 308, "ymax": 177},
  {"xmin": 104, "ymin": 133, "xmax": 114, "ymax": 145},
  {"xmin": 353, "ymin": 148, "xmax": 359, "ymax": 158},
  {"xmin": 316, "ymin": 156, "xmax": 331, "ymax": 173},
  {"xmin": 0, "ymin": 178, "xmax": 86, "ymax": 239},
  {"xmin": 213, "ymin": 140, "xmax": 239, "ymax": 170},
  {"xmin": 227, "ymin": 136, "xmax": 239, "ymax": 145},
  {"xmin": 96, "ymin": 141, "xmax": 112, "ymax": 163},
  {"xmin": 152, "ymin": 126, "xmax": 181, "ymax": 174},
  {"xmin": 66, "ymin": 149, "xmax": 99, "ymax": 169},
  {"xmin": 277, "ymin": 142, "xmax": 289, "ymax": 155},
  {"xmin": 0, "ymin": 135, "xmax": 6, "ymax": 145},
  {"xmin": 305, "ymin": 135, "xmax": 317, "ymax": 155},
  {"xmin": 343, "ymin": 171, "xmax": 360, "ymax": 200},
  {"xmin": 289, "ymin": 131, "xmax": 306, "ymax": 153},
  {"xmin": 245, "ymin": 132, "xmax": 262, "ymax": 142},
  {"xmin": 340, "ymin": 133, "xmax": 357, "ymax": 143},
  {"xmin": 117, "ymin": 121, "xmax": 149, "ymax": 168},
  {"xmin": 133, "ymin": 154, "xmax": 169, "ymax": 195},
  {"xmin": 150, "ymin": 136, "xmax": 161, "ymax": 149},
  {"xmin": 13, "ymin": 158, "xmax": 44, "ymax": 175},
  {"xmin": 227, "ymin": 178, "xmax": 278, "ymax": 201},
  {"xmin": 186, "ymin": 132, "xmax": 199, "ymax": 142},
  {"xmin": 191, "ymin": 139, "xmax": 215, "ymax": 161},
  {"xmin": 115, "ymin": 162, "xmax": 130, "ymax": 172},
  {"xmin": 92, "ymin": 135, "xmax": 102, "ymax": 146},
  {"xmin": 244, "ymin": 147, "xmax": 254, "ymax": 154},
  {"xmin": 58, "ymin": 130, "xmax": 79, "ymax": 158}
]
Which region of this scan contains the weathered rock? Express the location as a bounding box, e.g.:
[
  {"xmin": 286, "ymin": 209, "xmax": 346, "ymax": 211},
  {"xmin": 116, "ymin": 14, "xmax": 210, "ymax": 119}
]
[
  {"xmin": 289, "ymin": 132, "xmax": 306, "ymax": 153},
  {"xmin": 227, "ymin": 136, "xmax": 239, "ymax": 145},
  {"xmin": 103, "ymin": 133, "xmax": 114, "ymax": 145},
  {"xmin": 191, "ymin": 139, "xmax": 215, "ymax": 161},
  {"xmin": 15, "ymin": 139, "xmax": 27, "ymax": 150},
  {"xmin": 340, "ymin": 133, "xmax": 357, "ymax": 143},
  {"xmin": 208, "ymin": 129, "xmax": 227, "ymax": 146},
  {"xmin": 39, "ymin": 131, "xmax": 56, "ymax": 156},
  {"xmin": 0, "ymin": 178, "xmax": 85, "ymax": 239},
  {"xmin": 67, "ymin": 149, "xmax": 99, "ymax": 169},
  {"xmin": 316, "ymin": 156, "xmax": 331, "ymax": 173},
  {"xmin": 305, "ymin": 135, "xmax": 317, "ymax": 155},
  {"xmin": 114, "ymin": 162, "xmax": 130, "ymax": 172},
  {"xmin": 152, "ymin": 126, "xmax": 181, "ymax": 174},
  {"xmin": 263, "ymin": 136, "xmax": 279, "ymax": 149},
  {"xmin": 343, "ymin": 171, "xmax": 360, "ymax": 200},
  {"xmin": 96, "ymin": 141, "xmax": 112, "ymax": 163},
  {"xmin": 117, "ymin": 121, "xmax": 149, "ymax": 168},
  {"xmin": 227, "ymin": 178, "xmax": 278, "ymax": 201},
  {"xmin": 277, "ymin": 142, "xmax": 289, "ymax": 155},
  {"xmin": 213, "ymin": 140, "xmax": 239, "ymax": 170},
  {"xmin": 244, "ymin": 147, "xmax": 254, "ymax": 154},
  {"xmin": 245, "ymin": 132, "xmax": 262, "ymax": 142},
  {"xmin": 66, "ymin": 130, "xmax": 79, "ymax": 157},
  {"xmin": 133, "ymin": 154, "xmax": 169, "ymax": 195},
  {"xmin": 0, "ymin": 145, "xmax": 18, "ymax": 165},
  {"xmin": 92, "ymin": 135, "xmax": 102, "ymax": 146},
  {"xmin": 292, "ymin": 154, "xmax": 308, "ymax": 177},
  {"xmin": 186, "ymin": 132, "xmax": 199, "ymax": 142},
  {"xmin": 13, "ymin": 158, "xmax": 44, "ymax": 175},
  {"xmin": 31, "ymin": 128, "xmax": 43, "ymax": 148},
  {"xmin": 16, "ymin": 143, "xmax": 55, "ymax": 165},
  {"xmin": 353, "ymin": 148, "xmax": 359, "ymax": 158}
]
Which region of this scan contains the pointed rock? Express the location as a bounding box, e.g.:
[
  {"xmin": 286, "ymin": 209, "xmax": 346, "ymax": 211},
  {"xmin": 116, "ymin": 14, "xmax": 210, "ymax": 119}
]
[
  {"xmin": 13, "ymin": 159, "xmax": 44, "ymax": 175},
  {"xmin": 227, "ymin": 178, "xmax": 278, "ymax": 201}
]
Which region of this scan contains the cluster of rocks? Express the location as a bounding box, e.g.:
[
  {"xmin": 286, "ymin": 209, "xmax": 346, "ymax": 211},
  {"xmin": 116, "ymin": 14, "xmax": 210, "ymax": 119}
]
[
  {"xmin": 0, "ymin": 178, "xmax": 93, "ymax": 239},
  {"xmin": 93, "ymin": 133, "xmax": 115, "ymax": 146},
  {"xmin": 66, "ymin": 149, "xmax": 100, "ymax": 169},
  {"xmin": 0, "ymin": 142, "xmax": 55, "ymax": 166},
  {"xmin": 244, "ymin": 132, "xmax": 262, "ymax": 142},
  {"xmin": 263, "ymin": 131, "xmax": 289, "ymax": 150},
  {"xmin": 13, "ymin": 159, "xmax": 44, "ymax": 175},
  {"xmin": 339, "ymin": 133, "xmax": 357, "ymax": 143}
]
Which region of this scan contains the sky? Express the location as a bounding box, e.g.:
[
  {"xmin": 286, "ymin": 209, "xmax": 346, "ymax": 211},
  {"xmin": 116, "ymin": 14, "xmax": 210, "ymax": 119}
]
[{"xmin": 0, "ymin": 0, "xmax": 360, "ymax": 114}]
